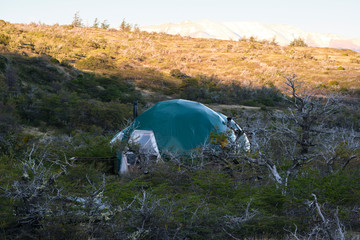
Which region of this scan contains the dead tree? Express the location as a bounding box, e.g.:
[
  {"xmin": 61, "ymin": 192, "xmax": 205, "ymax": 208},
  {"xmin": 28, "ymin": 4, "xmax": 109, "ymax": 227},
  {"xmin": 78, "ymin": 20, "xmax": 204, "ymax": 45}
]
[
  {"xmin": 277, "ymin": 75, "xmax": 339, "ymax": 180},
  {"xmin": 240, "ymin": 75, "xmax": 341, "ymax": 188},
  {"xmin": 0, "ymin": 145, "xmax": 71, "ymax": 236},
  {"xmin": 122, "ymin": 189, "xmax": 180, "ymax": 240},
  {"xmin": 244, "ymin": 117, "xmax": 285, "ymax": 185},
  {"xmin": 281, "ymin": 73, "xmax": 339, "ymax": 156}
]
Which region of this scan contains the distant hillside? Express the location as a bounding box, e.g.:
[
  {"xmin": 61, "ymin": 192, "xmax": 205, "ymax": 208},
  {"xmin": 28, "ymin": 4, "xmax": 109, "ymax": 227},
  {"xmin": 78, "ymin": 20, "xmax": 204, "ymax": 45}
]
[
  {"xmin": 0, "ymin": 20, "xmax": 360, "ymax": 94},
  {"xmin": 141, "ymin": 20, "xmax": 360, "ymax": 52}
]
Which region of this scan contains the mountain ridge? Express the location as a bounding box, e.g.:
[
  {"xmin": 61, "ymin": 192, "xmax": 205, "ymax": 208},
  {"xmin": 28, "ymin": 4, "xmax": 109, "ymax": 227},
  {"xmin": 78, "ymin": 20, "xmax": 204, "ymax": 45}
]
[{"xmin": 141, "ymin": 20, "xmax": 360, "ymax": 52}]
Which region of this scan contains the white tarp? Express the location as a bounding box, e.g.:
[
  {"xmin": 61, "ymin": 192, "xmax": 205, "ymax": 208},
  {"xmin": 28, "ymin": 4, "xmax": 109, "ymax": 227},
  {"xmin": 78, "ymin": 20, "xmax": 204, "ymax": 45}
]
[
  {"xmin": 129, "ymin": 130, "xmax": 160, "ymax": 157},
  {"xmin": 119, "ymin": 130, "xmax": 161, "ymax": 174}
]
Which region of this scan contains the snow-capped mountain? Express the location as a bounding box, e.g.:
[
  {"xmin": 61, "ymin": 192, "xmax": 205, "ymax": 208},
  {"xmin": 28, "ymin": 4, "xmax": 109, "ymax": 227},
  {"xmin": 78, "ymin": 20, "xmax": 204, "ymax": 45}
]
[{"xmin": 141, "ymin": 20, "xmax": 360, "ymax": 52}]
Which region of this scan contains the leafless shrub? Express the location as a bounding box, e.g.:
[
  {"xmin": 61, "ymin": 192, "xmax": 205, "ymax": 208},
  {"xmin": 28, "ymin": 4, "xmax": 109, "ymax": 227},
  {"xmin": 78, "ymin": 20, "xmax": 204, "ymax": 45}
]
[
  {"xmin": 224, "ymin": 199, "xmax": 259, "ymax": 227},
  {"xmin": 319, "ymin": 128, "xmax": 360, "ymax": 173},
  {"xmin": 119, "ymin": 189, "xmax": 180, "ymax": 240},
  {"xmin": 236, "ymin": 75, "xmax": 347, "ymax": 191},
  {"xmin": 286, "ymin": 194, "xmax": 346, "ymax": 240},
  {"xmin": 0, "ymin": 144, "xmax": 71, "ymax": 236},
  {"xmin": 222, "ymin": 200, "xmax": 259, "ymax": 240},
  {"xmin": 281, "ymin": 73, "xmax": 340, "ymax": 155},
  {"xmin": 0, "ymin": 145, "xmax": 122, "ymax": 239}
]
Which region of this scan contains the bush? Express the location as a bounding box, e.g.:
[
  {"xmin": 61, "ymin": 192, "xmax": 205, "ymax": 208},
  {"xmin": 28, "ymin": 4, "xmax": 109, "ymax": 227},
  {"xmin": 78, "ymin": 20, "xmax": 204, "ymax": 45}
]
[
  {"xmin": 288, "ymin": 169, "xmax": 360, "ymax": 205},
  {"xmin": 0, "ymin": 34, "xmax": 10, "ymax": 46},
  {"xmin": 0, "ymin": 103, "xmax": 19, "ymax": 154},
  {"xmin": 76, "ymin": 56, "xmax": 114, "ymax": 70},
  {"xmin": 50, "ymin": 57, "xmax": 59, "ymax": 64},
  {"xmin": 289, "ymin": 37, "xmax": 308, "ymax": 47},
  {"xmin": 337, "ymin": 66, "xmax": 345, "ymax": 70},
  {"xmin": 0, "ymin": 55, "xmax": 7, "ymax": 72},
  {"xmin": 67, "ymin": 73, "xmax": 141, "ymax": 103},
  {"xmin": 170, "ymin": 69, "xmax": 189, "ymax": 78},
  {"xmin": 0, "ymin": 20, "xmax": 8, "ymax": 26},
  {"xmin": 328, "ymin": 80, "xmax": 339, "ymax": 86},
  {"xmin": 177, "ymin": 75, "xmax": 283, "ymax": 106},
  {"xmin": 69, "ymin": 100, "xmax": 132, "ymax": 130}
]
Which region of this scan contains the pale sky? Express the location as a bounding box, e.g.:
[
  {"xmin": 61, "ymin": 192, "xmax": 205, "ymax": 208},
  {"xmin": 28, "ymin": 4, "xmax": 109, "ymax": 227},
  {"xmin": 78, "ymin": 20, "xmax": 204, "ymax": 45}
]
[{"xmin": 1, "ymin": 0, "xmax": 359, "ymax": 38}]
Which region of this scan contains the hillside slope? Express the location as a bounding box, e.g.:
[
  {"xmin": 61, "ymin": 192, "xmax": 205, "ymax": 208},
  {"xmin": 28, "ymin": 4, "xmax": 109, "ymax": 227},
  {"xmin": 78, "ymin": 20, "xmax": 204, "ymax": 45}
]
[{"xmin": 0, "ymin": 20, "xmax": 360, "ymax": 93}]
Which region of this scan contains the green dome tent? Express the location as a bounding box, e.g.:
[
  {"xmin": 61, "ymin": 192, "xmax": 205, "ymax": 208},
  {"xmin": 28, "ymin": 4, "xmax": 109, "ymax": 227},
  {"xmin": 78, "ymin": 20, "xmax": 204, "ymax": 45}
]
[{"xmin": 111, "ymin": 99, "xmax": 249, "ymax": 173}]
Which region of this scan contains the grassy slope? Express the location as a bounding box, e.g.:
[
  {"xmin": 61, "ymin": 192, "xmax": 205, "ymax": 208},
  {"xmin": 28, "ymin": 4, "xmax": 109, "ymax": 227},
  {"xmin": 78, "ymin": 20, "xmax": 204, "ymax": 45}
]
[{"xmin": 1, "ymin": 20, "xmax": 360, "ymax": 92}]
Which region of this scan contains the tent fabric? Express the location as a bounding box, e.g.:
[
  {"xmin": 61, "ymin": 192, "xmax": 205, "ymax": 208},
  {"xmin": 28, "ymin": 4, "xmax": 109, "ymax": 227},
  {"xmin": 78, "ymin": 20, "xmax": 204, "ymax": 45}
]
[
  {"xmin": 128, "ymin": 130, "xmax": 160, "ymax": 157},
  {"xmin": 126, "ymin": 99, "xmax": 229, "ymax": 152},
  {"xmin": 111, "ymin": 99, "xmax": 251, "ymax": 152}
]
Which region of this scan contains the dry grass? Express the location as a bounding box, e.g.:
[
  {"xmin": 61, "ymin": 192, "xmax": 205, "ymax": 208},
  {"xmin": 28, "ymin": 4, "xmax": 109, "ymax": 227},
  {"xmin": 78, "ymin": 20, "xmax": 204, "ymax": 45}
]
[{"xmin": 1, "ymin": 20, "xmax": 360, "ymax": 90}]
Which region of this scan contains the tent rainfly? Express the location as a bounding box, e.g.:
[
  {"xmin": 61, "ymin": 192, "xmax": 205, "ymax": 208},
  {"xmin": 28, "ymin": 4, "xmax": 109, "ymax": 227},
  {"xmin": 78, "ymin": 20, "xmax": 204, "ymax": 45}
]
[{"xmin": 110, "ymin": 99, "xmax": 250, "ymax": 174}]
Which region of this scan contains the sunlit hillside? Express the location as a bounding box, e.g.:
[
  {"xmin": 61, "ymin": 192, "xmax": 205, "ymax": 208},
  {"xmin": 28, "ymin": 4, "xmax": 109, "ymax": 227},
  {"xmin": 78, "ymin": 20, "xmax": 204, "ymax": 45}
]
[{"xmin": 1, "ymin": 20, "xmax": 360, "ymax": 93}]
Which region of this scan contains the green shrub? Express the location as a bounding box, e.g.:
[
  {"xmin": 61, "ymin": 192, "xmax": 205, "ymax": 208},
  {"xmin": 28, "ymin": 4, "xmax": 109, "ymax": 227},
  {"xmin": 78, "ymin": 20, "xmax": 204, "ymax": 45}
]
[
  {"xmin": 339, "ymin": 87, "xmax": 348, "ymax": 92},
  {"xmin": 50, "ymin": 57, "xmax": 59, "ymax": 64},
  {"xmin": 241, "ymin": 100, "xmax": 259, "ymax": 107},
  {"xmin": 76, "ymin": 56, "xmax": 114, "ymax": 70},
  {"xmin": 289, "ymin": 37, "xmax": 308, "ymax": 47},
  {"xmin": 337, "ymin": 66, "xmax": 345, "ymax": 70},
  {"xmin": 0, "ymin": 55, "xmax": 7, "ymax": 72},
  {"xmin": 170, "ymin": 69, "xmax": 189, "ymax": 78},
  {"xmin": 67, "ymin": 73, "xmax": 141, "ymax": 103},
  {"xmin": 288, "ymin": 169, "xmax": 360, "ymax": 205},
  {"xmin": 69, "ymin": 100, "xmax": 132, "ymax": 130},
  {"xmin": 0, "ymin": 34, "xmax": 10, "ymax": 46},
  {"xmin": 0, "ymin": 103, "xmax": 19, "ymax": 154},
  {"xmin": 0, "ymin": 20, "xmax": 8, "ymax": 26},
  {"xmin": 88, "ymin": 40, "xmax": 101, "ymax": 49},
  {"xmin": 256, "ymin": 96, "xmax": 275, "ymax": 106},
  {"xmin": 328, "ymin": 80, "xmax": 339, "ymax": 86}
]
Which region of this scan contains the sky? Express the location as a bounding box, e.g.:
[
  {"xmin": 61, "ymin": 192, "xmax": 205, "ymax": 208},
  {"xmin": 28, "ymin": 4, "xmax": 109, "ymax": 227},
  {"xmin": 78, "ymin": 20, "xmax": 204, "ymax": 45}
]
[{"xmin": 1, "ymin": 0, "xmax": 360, "ymax": 38}]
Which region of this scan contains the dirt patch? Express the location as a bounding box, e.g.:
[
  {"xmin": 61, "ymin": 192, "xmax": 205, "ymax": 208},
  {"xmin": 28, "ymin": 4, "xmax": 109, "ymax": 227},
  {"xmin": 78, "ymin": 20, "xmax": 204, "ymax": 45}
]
[{"xmin": 206, "ymin": 104, "xmax": 261, "ymax": 112}]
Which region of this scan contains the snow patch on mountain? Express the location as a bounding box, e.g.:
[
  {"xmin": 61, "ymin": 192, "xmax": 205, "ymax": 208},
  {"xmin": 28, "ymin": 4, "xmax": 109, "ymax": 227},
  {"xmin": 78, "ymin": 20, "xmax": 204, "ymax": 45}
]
[{"xmin": 141, "ymin": 20, "xmax": 360, "ymax": 52}]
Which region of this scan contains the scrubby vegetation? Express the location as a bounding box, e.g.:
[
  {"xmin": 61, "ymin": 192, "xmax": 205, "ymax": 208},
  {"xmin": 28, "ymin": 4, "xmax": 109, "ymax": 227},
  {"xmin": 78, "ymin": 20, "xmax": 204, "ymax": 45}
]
[
  {"xmin": 0, "ymin": 19, "xmax": 359, "ymax": 93},
  {"xmin": 0, "ymin": 19, "xmax": 359, "ymax": 239},
  {"xmin": 0, "ymin": 53, "xmax": 140, "ymax": 132},
  {"xmin": 1, "ymin": 81, "xmax": 359, "ymax": 238},
  {"xmin": 289, "ymin": 37, "xmax": 308, "ymax": 47}
]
